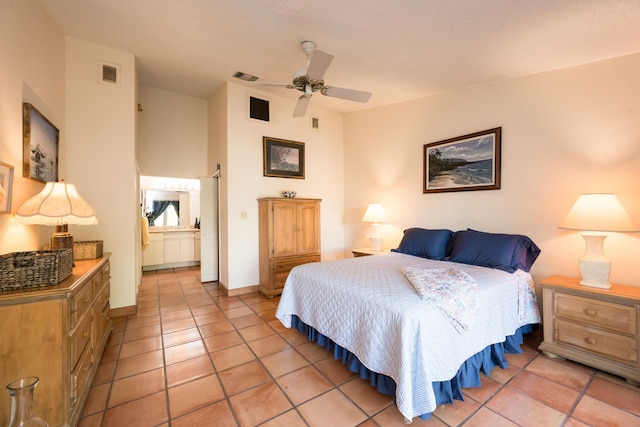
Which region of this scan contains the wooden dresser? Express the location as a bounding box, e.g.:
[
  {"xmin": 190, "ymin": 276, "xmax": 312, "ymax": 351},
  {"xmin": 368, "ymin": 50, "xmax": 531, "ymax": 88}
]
[
  {"xmin": 258, "ymin": 198, "xmax": 321, "ymax": 298},
  {"xmin": 0, "ymin": 255, "xmax": 112, "ymax": 427},
  {"xmin": 538, "ymin": 275, "xmax": 640, "ymax": 384}
]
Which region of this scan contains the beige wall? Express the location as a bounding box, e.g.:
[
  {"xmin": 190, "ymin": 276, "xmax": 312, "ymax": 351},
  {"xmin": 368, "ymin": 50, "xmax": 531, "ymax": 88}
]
[
  {"xmin": 137, "ymin": 86, "xmax": 208, "ymax": 179},
  {"xmin": 0, "ymin": 0, "xmax": 65, "ymax": 254},
  {"xmin": 221, "ymin": 82, "xmax": 345, "ymax": 290},
  {"xmin": 344, "ymin": 53, "xmax": 640, "ymax": 286},
  {"xmin": 64, "ymin": 37, "xmax": 138, "ymax": 308}
]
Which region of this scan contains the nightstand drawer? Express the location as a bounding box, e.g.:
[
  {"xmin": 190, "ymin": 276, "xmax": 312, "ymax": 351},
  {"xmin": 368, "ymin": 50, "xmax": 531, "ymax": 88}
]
[
  {"xmin": 556, "ymin": 319, "xmax": 638, "ymax": 365},
  {"xmin": 555, "ymin": 293, "xmax": 637, "ymax": 335}
]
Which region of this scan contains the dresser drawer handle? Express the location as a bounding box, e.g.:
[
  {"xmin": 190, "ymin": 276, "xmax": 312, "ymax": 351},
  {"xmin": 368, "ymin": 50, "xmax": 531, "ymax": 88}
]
[
  {"xmin": 585, "ymin": 309, "xmax": 597, "ymax": 316},
  {"xmin": 585, "ymin": 337, "xmax": 597, "ymax": 345}
]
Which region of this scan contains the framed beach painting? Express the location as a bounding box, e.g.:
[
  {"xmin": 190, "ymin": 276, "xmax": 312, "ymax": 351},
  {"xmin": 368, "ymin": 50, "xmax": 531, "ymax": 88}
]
[
  {"xmin": 23, "ymin": 102, "xmax": 59, "ymax": 183},
  {"xmin": 263, "ymin": 137, "xmax": 305, "ymax": 179},
  {"xmin": 0, "ymin": 161, "xmax": 14, "ymax": 213},
  {"xmin": 423, "ymin": 127, "xmax": 501, "ymax": 193}
]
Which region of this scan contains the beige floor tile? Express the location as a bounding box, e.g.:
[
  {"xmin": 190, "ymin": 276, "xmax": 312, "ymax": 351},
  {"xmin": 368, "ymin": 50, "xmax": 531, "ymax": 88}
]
[
  {"xmin": 508, "ymin": 370, "xmax": 580, "ymax": 413},
  {"xmin": 237, "ymin": 322, "xmax": 277, "ymax": 341},
  {"xmin": 108, "ymin": 368, "xmax": 165, "ymax": 408},
  {"xmin": 259, "ymin": 409, "xmax": 308, "ymax": 427},
  {"xmin": 113, "ymin": 350, "xmax": 164, "ymax": 380},
  {"xmin": 198, "ymin": 320, "xmax": 235, "ymax": 337},
  {"xmin": 162, "ymin": 327, "xmax": 201, "ymax": 347},
  {"xmin": 210, "ymin": 343, "xmax": 256, "ymax": 371},
  {"xmin": 167, "ymin": 374, "xmax": 225, "ymax": 418},
  {"xmin": 297, "ymin": 389, "xmax": 368, "ymax": 427},
  {"xmin": 218, "ymin": 359, "xmax": 272, "ymax": 396},
  {"xmin": 247, "ymin": 334, "xmax": 291, "ymax": 357},
  {"xmin": 486, "ymin": 387, "xmax": 566, "ymax": 426},
  {"xmin": 164, "ymin": 339, "xmax": 207, "ymax": 365},
  {"xmin": 202, "ymin": 330, "xmax": 244, "ymax": 352},
  {"xmin": 119, "ymin": 335, "xmax": 163, "ymax": 359},
  {"xmin": 165, "ymin": 355, "xmax": 215, "ymax": 388},
  {"xmin": 102, "ymin": 391, "xmax": 168, "ymax": 427},
  {"xmin": 339, "ymin": 377, "xmax": 394, "ymax": 415},
  {"xmin": 277, "ymin": 365, "xmax": 334, "ymax": 405},
  {"xmin": 170, "ymin": 400, "xmax": 237, "ymax": 427},
  {"xmin": 314, "ymin": 357, "xmax": 358, "ymax": 385},
  {"xmin": 229, "ymin": 381, "xmax": 292, "ymax": 427},
  {"xmin": 525, "ymin": 356, "xmax": 592, "ymax": 390},
  {"xmin": 431, "ymin": 393, "xmax": 481, "ymax": 426},
  {"xmin": 586, "ymin": 376, "xmax": 640, "ymax": 417},
  {"xmin": 261, "ymin": 347, "xmax": 310, "ymax": 378},
  {"xmin": 462, "ymin": 407, "xmax": 518, "ymax": 426},
  {"xmin": 573, "ymin": 394, "xmax": 640, "ymax": 426}
]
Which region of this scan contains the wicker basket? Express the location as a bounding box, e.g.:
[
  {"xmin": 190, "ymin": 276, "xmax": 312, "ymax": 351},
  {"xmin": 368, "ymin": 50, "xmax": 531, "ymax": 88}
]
[
  {"xmin": 0, "ymin": 249, "xmax": 73, "ymax": 291},
  {"xmin": 73, "ymin": 240, "xmax": 103, "ymax": 260},
  {"xmin": 43, "ymin": 240, "xmax": 104, "ymax": 260}
]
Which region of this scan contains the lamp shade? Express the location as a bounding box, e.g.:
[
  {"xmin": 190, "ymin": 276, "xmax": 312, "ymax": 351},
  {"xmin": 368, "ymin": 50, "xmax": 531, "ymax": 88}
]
[
  {"xmin": 362, "ymin": 203, "xmax": 387, "ymax": 223},
  {"xmin": 15, "ymin": 181, "xmax": 98, "ymax": 226},
  {"xmin": 559, "ymin": 193, "xmax": 637, "ymax": 232}
]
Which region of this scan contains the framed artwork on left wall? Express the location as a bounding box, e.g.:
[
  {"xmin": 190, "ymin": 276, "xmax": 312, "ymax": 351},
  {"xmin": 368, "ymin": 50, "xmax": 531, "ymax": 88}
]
[
  {"xmin": 23, "ymin": 102, "xmax": 59, "ymax": 183},
  {"xmin": 0, "ymin": 161, "xmax": 14, "ymax": 213}
]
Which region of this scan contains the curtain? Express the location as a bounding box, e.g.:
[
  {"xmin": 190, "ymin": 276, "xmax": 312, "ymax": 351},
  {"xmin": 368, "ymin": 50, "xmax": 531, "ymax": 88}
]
[{"xmin": 150, "ymin": 200, "xmax": 179, "ymax": 225}]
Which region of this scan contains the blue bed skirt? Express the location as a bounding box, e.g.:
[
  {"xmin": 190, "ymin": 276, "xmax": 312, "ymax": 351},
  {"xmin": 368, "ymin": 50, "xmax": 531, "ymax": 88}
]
[{"xmin": 290, "ymin": 315, "xmax": 533, "ymax": 420}]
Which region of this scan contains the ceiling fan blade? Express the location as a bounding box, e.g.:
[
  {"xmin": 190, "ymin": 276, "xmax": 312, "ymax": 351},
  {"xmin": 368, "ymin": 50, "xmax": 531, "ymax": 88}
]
[
  {"xmin": 250, "ymin": 81, "xmax": 295, "ymax": 89},
  {"xmin": 321, "ymin": 86, "xmax": 372, "ymax": 103},
  {"xmin": 306, "ymin": 49, "xmax": 333, "ymax": 81},
  {"xmin": 293, "ymin": 95, "xmax": 311, "ymax": 117}
]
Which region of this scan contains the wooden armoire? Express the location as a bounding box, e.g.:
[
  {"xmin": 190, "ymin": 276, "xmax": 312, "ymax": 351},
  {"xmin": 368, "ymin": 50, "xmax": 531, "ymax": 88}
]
[{"xmin": 258, "ymin": 197, "xmax": 321, "ymax": 297}]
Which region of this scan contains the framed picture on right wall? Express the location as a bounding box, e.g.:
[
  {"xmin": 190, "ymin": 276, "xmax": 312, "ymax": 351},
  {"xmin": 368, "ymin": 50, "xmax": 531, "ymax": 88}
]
[
  {"xmin": 423, "ymin": 127, "xmax": 501, "ymax": 193},
  {"xmin": 0, "ymin": 161, "xmax": 14, "ymax": 213}
]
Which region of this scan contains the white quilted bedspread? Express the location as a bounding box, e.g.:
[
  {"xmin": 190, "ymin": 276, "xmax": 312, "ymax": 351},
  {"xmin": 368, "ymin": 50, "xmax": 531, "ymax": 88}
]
[{"xmin": 275, "ymin": 252, "xmax": 541, "ymax": 422}]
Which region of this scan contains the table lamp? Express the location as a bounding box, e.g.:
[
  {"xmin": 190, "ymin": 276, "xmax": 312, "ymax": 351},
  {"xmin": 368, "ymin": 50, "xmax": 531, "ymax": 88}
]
[
  {"xmin": 559, "ymin": 193, "xmax": 638, "ymax": 289},
  {"xmin": 15, "ymin": 181, "xmax": 98, "ymax": 251},
  {"xmin": 362, "ymin": 203, "xmax": 387, "ymax": 251}
]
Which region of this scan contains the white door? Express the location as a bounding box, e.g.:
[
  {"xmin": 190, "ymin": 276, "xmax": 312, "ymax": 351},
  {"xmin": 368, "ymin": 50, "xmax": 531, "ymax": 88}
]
[{"xmin": 200, "ymin": 177, "xmax": 219, "ymax": 282}]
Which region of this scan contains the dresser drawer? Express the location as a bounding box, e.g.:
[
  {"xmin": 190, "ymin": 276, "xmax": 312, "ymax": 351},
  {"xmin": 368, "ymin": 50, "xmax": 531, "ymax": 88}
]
[
  {"xmin": 555, "ymin": 293, "xmax": 637, "ymax": 335},
  {"xmin": 69, "ymin": 312, "xmax": 93, "ymax": 370},
  {"xmin": 70, "ymin": 282, "xmax": 93, "ymax": 329},
  {"xmin": 91, "ymin": 272, "xmax": 103, "ymax": 298},
  {"xmin": 70, "ymin": 344, "xmax": 94, "ymax": 410},
  {"xmin": 556, "ymin": 319, "xmax": 638, "ymax": 365}
]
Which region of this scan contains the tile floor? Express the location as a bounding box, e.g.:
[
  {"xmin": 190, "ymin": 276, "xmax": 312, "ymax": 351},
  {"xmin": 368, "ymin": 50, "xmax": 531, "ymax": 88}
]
[{"xmin": 78, "ymin": 266, "xmax": 640, "ymax": 427}]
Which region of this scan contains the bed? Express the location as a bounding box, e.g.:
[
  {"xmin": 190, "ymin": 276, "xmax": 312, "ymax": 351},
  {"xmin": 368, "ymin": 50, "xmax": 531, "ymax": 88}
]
[{"xmin": 275, "ymin": 228, "xmax": 542, "ymax": 422}]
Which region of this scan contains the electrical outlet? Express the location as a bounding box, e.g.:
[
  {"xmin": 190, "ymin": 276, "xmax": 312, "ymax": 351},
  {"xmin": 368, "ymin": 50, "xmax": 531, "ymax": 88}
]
[{"xmin": 240, "ymin": 211, "xmax": 247, "ymax": 219}]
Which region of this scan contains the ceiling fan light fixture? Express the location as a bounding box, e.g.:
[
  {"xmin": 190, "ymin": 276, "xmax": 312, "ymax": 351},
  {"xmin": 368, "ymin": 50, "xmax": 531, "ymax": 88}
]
[{"xmin": 233, "ymin": 71, "xmax": 259, "ymax": 82}]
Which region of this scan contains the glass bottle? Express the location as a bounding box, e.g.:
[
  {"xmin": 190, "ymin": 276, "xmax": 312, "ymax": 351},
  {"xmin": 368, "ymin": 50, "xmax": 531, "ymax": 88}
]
[{"xmin": 5, "ymin": 377, "xmax": 49, "ymax": 427}]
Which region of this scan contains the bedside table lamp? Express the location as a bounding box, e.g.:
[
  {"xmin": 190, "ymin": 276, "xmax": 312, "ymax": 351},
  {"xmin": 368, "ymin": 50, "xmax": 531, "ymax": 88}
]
[
  {"xmin": 559, "ymin": 193, "xmax": 638, "ymax": 289},
  {"xmin": 362, "ymin": 203, "xmax": 387, "ymax": 252},
  {"xmin": 15, "ymin": 181, "xmax": 98, "ymax": 251}
]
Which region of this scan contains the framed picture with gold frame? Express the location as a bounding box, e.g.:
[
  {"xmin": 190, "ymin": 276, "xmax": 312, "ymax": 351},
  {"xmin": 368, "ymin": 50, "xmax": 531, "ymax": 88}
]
[
  {"xmin": 263, "ymin": 136, "xmax": 305, "ymax": 179},
  {"xmin": 0, "ymin": 161, "xmax": 14, "ymax": 213},
  {"xmin": 23, "ymin": 102, "xmax": 59, "ymax": 183}
]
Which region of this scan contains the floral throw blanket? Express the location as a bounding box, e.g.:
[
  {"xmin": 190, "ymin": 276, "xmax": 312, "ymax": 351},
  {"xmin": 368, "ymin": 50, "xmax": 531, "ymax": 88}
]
[{"xmin": 402, "ymin": 267, "xmax": 479, "ymax": 333}]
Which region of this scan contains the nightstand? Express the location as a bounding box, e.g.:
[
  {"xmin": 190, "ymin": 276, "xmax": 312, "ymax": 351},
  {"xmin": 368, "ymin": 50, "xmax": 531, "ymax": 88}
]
[
  {"xmin": 538, "ymin": 275, "xmax": 640, "ymax": 385},
  {"xmin": 352, "ymin": 248, "xmax": 389, "ymax": 257}
]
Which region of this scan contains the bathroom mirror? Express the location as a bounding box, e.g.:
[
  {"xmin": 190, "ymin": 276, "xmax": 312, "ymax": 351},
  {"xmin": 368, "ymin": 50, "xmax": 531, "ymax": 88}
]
[{"xmin": 141, "ymin": 176, "xmax": 200, "ymax": 227}]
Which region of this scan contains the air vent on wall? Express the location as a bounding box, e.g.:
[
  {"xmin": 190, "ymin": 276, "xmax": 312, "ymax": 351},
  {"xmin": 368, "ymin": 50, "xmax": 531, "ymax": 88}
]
[
  {"xmin": 248, "ymin": 95, "xmax": 270, "ymax": 122},
  {"xmin": 98, "ymin": 60, "xmax": 120, "ymax": 87}
]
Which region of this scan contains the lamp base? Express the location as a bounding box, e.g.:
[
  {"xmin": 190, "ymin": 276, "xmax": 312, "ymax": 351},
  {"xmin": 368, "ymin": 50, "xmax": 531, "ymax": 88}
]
[
  {"xmin": 369, "ymin": 236, "xmax": 383, "ymax": 252},
  {"xmin": 578, "ymin": 234, "xmax": 611, "ymax": 289},
  {"xmin": 50, "ymin": 224, "xmax": 73, "ymax": 250}
]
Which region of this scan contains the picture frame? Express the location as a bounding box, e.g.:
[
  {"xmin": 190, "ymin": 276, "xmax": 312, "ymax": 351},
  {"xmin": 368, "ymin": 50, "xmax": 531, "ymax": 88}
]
[
  {"xmin": 263, "ymin": 136, "xmax": 305, "ymax": 179},
  {"xmin": 0, "ymin": 161, "xmax": 14, "ymax": 213},
  {"xmin": 424, "ymin": 127, "xmax": 501, "ymax": 193},
  {"xmin": 23, "ymin": 102, "xmax": 59, "ymax": 183}
]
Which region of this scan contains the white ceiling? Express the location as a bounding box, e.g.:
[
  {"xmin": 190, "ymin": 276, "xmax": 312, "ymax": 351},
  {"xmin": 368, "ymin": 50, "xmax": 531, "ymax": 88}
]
[{"xmin": 40, "ymin": 0, "xmax": 640, "ymax": 114}]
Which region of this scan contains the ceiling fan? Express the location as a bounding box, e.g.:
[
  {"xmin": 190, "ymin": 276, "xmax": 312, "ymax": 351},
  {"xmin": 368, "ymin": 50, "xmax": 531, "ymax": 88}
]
[{"xmin": 234, "ymin": 41, "xmax": 372, "ymax": 117}]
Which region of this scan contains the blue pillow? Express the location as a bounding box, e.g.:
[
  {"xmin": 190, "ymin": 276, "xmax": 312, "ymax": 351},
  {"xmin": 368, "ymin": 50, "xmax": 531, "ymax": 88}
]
[
  {"xmin": 448, "ymin": 229, "xmax": 541, "ymax": 273},
  {"xmin": 391, "ymin": 228, "xmax": 453, "ymax": 260}
]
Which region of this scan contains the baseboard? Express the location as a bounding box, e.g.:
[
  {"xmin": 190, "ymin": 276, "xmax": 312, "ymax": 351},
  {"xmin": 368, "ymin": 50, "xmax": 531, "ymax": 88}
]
[
  {"xmin": 220, "ymin": 282, "xmax": 259, "ymax": 297},
  {"xmin": 110, "ymin": 305, "xmax": 137, "ymax": 318}
]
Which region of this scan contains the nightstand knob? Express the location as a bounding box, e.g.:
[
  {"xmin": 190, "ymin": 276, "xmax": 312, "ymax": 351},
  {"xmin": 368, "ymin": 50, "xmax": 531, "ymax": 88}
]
[
  {"xmin": 585, "ymin": 337, "xmax": 597, "ymax": 345},
  {"xmin": 585, "ymin": 309, "xmax": 596, "ymax": 316}
]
